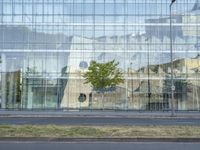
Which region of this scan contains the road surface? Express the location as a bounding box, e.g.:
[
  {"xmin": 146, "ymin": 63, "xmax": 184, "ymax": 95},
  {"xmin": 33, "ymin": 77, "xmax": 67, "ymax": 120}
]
[
  {"xmin": 0, "ymin": 117, "xmax": 199, "ymax": 125},
  {"xmin": 0, "ymin": 142, "xmax": 200, "ymax": 150}
]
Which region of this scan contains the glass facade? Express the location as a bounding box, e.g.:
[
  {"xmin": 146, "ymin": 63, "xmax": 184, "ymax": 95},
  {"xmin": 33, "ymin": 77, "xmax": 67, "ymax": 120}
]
[{"xmin": 0, "ymin": 0, "xmax": 200, "ymax": 111}]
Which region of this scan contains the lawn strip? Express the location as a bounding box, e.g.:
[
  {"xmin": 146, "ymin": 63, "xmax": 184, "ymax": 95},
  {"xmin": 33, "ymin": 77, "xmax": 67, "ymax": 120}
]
[{"xmin": 0, "ymin": 125, "xmax": 199, "ymax": 138}]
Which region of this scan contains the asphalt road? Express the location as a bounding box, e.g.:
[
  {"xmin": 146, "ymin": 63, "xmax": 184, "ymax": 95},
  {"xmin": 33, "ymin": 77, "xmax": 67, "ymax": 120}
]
[
  {"xmin": 0, "ymin": 117, "xmax": 200, "ymax": 125},
  {"xmin": 0, "ymin": 142, "xmax": 200, "ymax": 150}
]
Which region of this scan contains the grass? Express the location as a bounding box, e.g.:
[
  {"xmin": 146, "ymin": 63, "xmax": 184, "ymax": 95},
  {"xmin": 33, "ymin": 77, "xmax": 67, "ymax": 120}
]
[{"xmin": 0, "ymin": 125, "xmax": 200, "ymax": 138}]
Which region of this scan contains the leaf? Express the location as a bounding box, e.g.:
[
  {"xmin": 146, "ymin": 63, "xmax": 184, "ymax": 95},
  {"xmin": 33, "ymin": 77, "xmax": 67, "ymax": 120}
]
[{"xmin": 83, "ymin": 60, "xmax": 124, "ymax": 93}]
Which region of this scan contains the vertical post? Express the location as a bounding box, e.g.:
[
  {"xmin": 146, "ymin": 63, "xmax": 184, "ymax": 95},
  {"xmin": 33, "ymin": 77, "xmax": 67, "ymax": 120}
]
[
  {"xmin": 198, "ymin": 54, "xmax": 200, "ymax": 111},
  {"xmin": 130, "ymin": 62, "xmax": 133, "ymax": 104},
  {"xmin": 8, "ymin": 60, "xmax": 15, "ymax": 108},
  {"xmin": 145, "ymin": 37, "xmax": 151, "ymax": 111},
  {"xmin": 1, "ymin": 53, "xmax": 6, "ymax": 109},
  {"xmin": 147, "ymin": 39, "xmax": 151, "ymax": 111},
  {"xmin": 170, "ymin": 0, "xmax": 176, "ymax": 116}
]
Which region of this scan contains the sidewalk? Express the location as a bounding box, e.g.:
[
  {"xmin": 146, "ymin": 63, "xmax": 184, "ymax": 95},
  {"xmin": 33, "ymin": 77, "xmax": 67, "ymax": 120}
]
[{"xmin": 0, "ymin": 110, "xmax": 200, "ymax": 118}]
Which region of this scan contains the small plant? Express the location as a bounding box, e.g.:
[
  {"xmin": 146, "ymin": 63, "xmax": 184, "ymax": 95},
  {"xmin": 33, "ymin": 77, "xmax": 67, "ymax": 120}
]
[{"xmin": 83, "ymin": 60, "xmax": 124, "ymax": 106}]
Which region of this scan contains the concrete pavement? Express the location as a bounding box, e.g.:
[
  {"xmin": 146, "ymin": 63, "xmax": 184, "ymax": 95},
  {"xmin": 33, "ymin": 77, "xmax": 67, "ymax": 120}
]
[
  {"xmin": 0, "ymin": 116, "xmax": 200, "ymax": 125},
  {"xmin": 1, "ymin": 142, "xmax": 200, "ymax": 150},
  {"xmin": 0, "ymin": 110, "xmax": 200, "ymax": 119},
  {"xmin": 0, "ymin": 110, "xmax": 200, "ymax": 126}
]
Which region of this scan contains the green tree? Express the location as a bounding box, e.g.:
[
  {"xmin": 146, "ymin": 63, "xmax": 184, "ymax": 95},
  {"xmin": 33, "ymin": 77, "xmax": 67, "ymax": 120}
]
[{"xmin": 83, "ymin": 60, "xmax": 124, "ymax": 107}]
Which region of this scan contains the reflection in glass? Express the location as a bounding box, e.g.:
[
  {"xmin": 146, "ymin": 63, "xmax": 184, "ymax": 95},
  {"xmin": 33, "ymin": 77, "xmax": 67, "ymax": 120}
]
[{"xmin": 0, "ymin": 0, "xmax": 200, "ymax": 111}]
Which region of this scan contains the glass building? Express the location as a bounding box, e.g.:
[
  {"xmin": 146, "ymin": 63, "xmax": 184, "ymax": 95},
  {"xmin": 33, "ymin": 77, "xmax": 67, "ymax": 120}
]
[{"xmin": 0, "ymin": 0, "xmax": 200, "ymax": 111}]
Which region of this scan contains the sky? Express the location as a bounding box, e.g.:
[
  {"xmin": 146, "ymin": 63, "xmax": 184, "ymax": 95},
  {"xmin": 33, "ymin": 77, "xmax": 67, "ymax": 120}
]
[{"xmin": 0, "ymin": 0, "xmax": 198, "ymax": 37}]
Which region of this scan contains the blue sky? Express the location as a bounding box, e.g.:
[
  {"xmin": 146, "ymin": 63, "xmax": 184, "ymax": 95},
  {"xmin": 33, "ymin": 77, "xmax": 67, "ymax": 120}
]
[{"xmin": 0, "ymin": 0, "xmax": 197, "ymax": 37}]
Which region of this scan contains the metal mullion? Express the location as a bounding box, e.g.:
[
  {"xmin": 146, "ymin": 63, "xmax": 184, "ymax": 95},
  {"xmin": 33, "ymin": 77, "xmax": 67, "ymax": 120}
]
[
  {"xmin": 92, "ymin": 0, "xmax": 95, "ymax": 60},
  {"xmin": 114, "ymin": 0, "xmax": 116, "ymax": 46},
  {"xmin": 103, "ymin": 0, "xmax": 105, "ymax": 62},
  {"xmin": 11, "ymin": 0, "xmax": 14, "ymax": 22},
  {"xmin": 52, "ymin": 0, "xmax": 54, "ymax": 23},
  {"xmin": 42, "ymin": 0, "xmax": 44, "ymax": 23},
  {"xmin": 72, "ymin": 0, "xmax": 74, "ymax": 47},
  {"xmin": 53, "ymin": 0, "xmax": 59, "ymax": 109},
  {"xmin": 124, "ymin": 0, "xmax": 128, "ymax": 110},
  {"xmin": 1, "ymin": 0, "xmax": 3, "ymax": 23}
]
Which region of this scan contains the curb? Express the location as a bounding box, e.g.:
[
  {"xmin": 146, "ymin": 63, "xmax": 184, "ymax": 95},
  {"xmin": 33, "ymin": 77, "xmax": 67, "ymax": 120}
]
[
  {"xmin": 0, "ymin": 115, "xmax": 200, "ymax": 119},
  {"xmin": 0, "ymin": 137, "xmax": 200, "ymax": 143}
]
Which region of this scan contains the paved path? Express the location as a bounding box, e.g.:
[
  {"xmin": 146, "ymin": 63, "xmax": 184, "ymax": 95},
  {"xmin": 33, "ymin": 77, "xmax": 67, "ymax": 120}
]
[
  {"xmin": 1, "ymin": 110, "xmax": 200, "ymax": 118},
  {"xmin": 0, "ymin": 110, "xmax": 200, "ymax": 126},
  {"xmin": 0, "ymin": 116, "xmax": 200, "ymax": 126},
  {"xmin": 0, "ymin": 142, "xmax": 200, "ymax": 150}
]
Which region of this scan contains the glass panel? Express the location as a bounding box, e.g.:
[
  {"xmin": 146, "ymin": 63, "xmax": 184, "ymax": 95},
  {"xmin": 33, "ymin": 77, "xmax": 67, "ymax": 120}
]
[{"xmin": 0, "ymin": 0, "xmax": 200, "ymax": 111}]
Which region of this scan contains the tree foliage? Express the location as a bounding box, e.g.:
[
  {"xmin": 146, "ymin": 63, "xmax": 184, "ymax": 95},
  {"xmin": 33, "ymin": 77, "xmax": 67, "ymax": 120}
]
[{"xmin": 83, "ymin": 60, "xmax": 124, "ymax": 93}]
